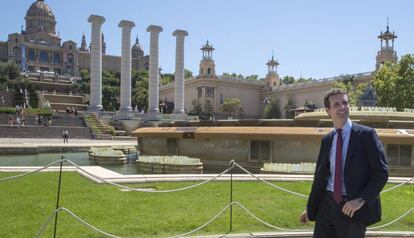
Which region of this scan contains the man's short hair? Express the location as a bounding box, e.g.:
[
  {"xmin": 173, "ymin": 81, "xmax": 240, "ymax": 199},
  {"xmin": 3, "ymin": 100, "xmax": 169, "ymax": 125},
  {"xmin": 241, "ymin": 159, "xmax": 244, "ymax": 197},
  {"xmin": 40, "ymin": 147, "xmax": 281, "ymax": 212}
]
[{"xmin": 324, "ymin": 88, "xmax": 348, "ymax": 108}]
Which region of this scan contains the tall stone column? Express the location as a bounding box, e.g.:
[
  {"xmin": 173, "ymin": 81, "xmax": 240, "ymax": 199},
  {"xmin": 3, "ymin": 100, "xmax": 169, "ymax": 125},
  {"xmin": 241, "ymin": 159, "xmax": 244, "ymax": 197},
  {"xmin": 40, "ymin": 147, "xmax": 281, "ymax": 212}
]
[
  {"xmin": 118, "ymin": 20, "xmax": 135, "ymax": 119},
  {"xmin": 145, "ymin": 25, "xmax": 163, "ymax": 121},
  {"xmin": 87, "ymin": 15, "xmax": 105, "ymax": 112},
  {"xmin": 172, "ymin": 30, "xmax": 188, "ymax": 120}
]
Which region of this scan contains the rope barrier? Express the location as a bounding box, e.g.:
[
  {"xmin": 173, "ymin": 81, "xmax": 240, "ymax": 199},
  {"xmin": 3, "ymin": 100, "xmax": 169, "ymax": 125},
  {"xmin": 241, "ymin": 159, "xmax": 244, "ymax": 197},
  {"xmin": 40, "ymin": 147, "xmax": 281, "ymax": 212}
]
[
  {"xmin": 0, "ymin": 158, "xmax": 412, "ymax": 237},
  {"xmin": 34, "ymin": 207, "xmax": 61, "ymax": 238},
  {"xmin": 381, "ymin": 176, "xmax": 414, "ymax": 193},
  {"xmin": 0, "ymin": 159, "xmax": 66, "ymax": 182},
  {"xmin": 169, "ymin": 203, "xmax": 231, "ymax": 238},
  {"xmin": 34, "ymin": 207, "xmax": 120, "ymax": 238},
  {"xmin": 368, "ymin": 205, "xmax": 414, "ymax": 230},
  {"xmin": 232, "ymin": 161, "xmax": 309, "ymax": 198},
  {"xmin": 232, "ymin": 201, "xmax": 312, "ymax": 232},
  {"xmin": 66, "ymin": 159, "xmax": 235, "ymax": 193}
]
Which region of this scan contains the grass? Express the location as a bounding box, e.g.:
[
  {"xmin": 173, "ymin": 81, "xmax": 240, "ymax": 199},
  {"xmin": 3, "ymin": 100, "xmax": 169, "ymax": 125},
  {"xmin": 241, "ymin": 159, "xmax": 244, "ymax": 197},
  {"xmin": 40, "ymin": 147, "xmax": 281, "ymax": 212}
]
[
  {"xmin": 0, "ymin": 172, "xmax": 413, "ymax": 238},
  {"xmin": 0, "ymin": 107, "xmax": 52, "ymax": 115}
]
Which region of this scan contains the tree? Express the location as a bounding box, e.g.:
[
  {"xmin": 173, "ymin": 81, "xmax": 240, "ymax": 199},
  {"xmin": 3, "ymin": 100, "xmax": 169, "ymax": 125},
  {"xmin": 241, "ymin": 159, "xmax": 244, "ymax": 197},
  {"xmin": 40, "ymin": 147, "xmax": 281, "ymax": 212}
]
[
  {"xmin": 282, "ymin": 76, "xmax": 295, "ymax": 84},
  {"xmin": 161, "ymin": 73, "xmax": 174, "ymax": 85},
  {"xmin": 284, "ymin": 96, "xmax": 296, "ymax": 119},
  {"xmin": 372, "ymin": 54, "xmax": 414, "ymax": 109},
  {"xmin": 131, "ymin": 70, "xmax": 149, "ymax": 111},
  {"xmin": 205, "ymin": 99, "xmax": 213, "ymax": 114},
  {"xmin": 102, "ymin": 85, "xmax": 118, "ymax": 111},
  {"xmin": 77, "ymin": 69, "xmax": 90, "ymax": 94},
  {"xmin": 245, "ymin": 75, "xmax": 259, "ymax": 80},
  {"xmin": 184, "ymin": 69, "xmax": 193, "ymax": 78},
  {"xmin": 190, "ymin": 99, "xmax": 202, "ymax": 114},
  {"xmin": 221, "ymin": 98, "xmax": 243, "ymax": 118},
  {"xmin": 333, "ymin": 74, "xmax": 366, "ymax": 107},
  {"xmin": 296, "ymin": 77, "xmax": 313, "ymax": 82},
  {"xmin": 264, "ymin": 97, "xmax": 281, "ymax": 119},
  {"xmin": 0, "ymin": 61, "xmax": 20, "ymax": 84}
]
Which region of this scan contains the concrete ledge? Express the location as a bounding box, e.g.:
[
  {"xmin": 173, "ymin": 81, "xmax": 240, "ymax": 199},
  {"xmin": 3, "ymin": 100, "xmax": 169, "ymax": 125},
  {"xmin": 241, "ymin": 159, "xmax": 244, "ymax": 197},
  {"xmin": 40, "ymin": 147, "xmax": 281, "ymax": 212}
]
[{"xmin": 191, "ymin": 231, "xmax": 414, "ymax": 238}]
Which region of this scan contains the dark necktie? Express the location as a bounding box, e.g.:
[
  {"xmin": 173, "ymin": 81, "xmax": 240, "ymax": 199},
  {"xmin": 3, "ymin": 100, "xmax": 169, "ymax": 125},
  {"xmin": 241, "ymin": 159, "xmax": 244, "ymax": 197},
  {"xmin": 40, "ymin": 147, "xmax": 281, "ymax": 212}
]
[{"xmin": 333, "ymin": 129, "xmax": 343, "ymax": 204}]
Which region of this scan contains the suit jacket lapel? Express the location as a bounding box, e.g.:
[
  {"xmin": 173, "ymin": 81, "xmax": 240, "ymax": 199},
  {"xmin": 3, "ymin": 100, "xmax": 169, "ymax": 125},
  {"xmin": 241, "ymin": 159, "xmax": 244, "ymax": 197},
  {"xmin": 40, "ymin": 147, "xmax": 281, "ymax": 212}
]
[{"xmin": 344, "ymin": 124, "xmax": 357, "ymax": 171}]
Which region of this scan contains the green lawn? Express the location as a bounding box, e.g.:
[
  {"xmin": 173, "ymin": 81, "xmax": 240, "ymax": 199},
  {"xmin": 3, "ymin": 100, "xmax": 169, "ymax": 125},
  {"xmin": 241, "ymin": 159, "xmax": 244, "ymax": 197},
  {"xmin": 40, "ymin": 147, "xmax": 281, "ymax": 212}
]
[{"xmin": 0, "ymin": 172, "xmax": 413, "ymax": 238}]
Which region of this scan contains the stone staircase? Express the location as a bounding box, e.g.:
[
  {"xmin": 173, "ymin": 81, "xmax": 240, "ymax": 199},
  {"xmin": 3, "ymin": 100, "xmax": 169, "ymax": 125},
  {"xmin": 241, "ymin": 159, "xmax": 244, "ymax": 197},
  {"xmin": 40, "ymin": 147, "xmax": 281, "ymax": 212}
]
[
  {"xmin": 0, "ymin": 113, "xmax": 92, "ymax": 139},
  {"xmin": 0, "ymin": 125, "xmax": 92, "ymax": 139},
  {"xmin": 85, "ymin": 114, "xmax": 136, "ymax": 141},
  {"xmin": 86, "ymin": 113, "xmax": 114, "ymax": 139},
  {"xmin": 111, "ymin": 120, "xmax": 128, "ymax": 136}
]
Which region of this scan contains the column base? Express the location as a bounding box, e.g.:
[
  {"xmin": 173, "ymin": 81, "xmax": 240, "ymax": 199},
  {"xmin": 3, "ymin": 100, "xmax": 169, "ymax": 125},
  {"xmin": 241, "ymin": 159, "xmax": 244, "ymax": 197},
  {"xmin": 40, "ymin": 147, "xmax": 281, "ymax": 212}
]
[
  {"xmin": 119, "ymin": 106, "xmax": 132, "ymax": 112},
  {"xmin": 116, "ymin": 110, "xmax": 135, "ymax": 120},
  {"xmin": 144, "ymin": 111, "xmax": 162, "ymax": 121},
  {"xmin": 170, "ymin": 113, "xmax": 188, "ymax": 121},
  {"xmin": 87, "ymin": 105, "xmax": 103, "ymax": 113}
]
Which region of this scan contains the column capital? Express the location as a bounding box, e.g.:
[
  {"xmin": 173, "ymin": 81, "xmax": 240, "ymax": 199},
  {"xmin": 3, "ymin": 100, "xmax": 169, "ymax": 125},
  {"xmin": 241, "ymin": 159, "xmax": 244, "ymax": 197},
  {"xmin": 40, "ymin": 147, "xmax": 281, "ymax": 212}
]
[
  {"xmin": 118, "ymin": 20, "xmax": 135, "ymax": 29},
  {"xmin": 172, "ymin": 29, "xmax": 188, "ymax": 37},
  {"xmin": 88, "ymin": 15, "xmax": 105, "ymax": 24},
  {"xmin": 146, "ymin": 25, "xmax": 163, "ymax": 33}
]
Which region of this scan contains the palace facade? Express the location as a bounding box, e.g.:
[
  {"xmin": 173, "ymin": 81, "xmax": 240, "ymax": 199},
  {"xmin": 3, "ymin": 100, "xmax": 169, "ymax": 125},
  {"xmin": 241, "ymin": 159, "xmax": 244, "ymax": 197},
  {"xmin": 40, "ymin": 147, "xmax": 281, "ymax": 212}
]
[
  {"xmin": 159, "ymin": 25, "xmax": 398, "ymax": 118},
  {"xmin": 0, "ymin": 0, "xmax": 149, "ymax": 76}
]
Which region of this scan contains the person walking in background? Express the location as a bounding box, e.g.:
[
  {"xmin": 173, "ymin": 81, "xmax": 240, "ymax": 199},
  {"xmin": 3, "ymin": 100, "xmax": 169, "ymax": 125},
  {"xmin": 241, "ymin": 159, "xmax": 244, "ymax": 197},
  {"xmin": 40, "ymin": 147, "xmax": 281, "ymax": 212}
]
[
  {"xmin": 62, "ymin": 129, "xmax": 69, "ymax": 143},
  {"xmin": 8, "ymin": 115, "xmax": 14, "ymax": 127},
  {"xmin": 299, "ymin": 89, "xmax": 388, "ymax": 238}
]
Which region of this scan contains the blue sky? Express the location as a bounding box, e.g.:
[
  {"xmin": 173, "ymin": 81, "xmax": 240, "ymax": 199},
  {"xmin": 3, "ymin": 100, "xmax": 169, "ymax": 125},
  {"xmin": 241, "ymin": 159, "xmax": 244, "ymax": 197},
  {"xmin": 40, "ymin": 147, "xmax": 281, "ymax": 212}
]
[{"xmin": 1, "ymin": 0, "xmax": 413, "ymax": 79}]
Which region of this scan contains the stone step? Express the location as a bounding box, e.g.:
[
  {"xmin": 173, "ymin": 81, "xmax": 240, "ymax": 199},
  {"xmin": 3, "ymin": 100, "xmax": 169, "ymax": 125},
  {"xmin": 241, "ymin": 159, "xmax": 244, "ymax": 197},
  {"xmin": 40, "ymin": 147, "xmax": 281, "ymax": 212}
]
[{"xmin": 114, "ymin": 130, "xmax": 127, "ymax": 136}]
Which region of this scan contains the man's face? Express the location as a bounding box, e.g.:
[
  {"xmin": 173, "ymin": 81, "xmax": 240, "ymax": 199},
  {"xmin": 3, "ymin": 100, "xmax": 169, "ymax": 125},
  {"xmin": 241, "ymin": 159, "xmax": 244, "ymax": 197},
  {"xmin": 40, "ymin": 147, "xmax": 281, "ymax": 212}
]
[{"xmin": 325, "ymin": 93, "xmax": 349, "ymax": 124}]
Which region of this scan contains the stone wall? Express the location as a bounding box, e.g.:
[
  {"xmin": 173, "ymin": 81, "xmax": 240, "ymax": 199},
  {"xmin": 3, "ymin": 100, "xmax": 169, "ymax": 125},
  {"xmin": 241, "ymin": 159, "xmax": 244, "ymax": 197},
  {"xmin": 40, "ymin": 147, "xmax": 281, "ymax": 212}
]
[{"xmin": 78, "ymin": 51, "xmax": 148, "ymax": 73}]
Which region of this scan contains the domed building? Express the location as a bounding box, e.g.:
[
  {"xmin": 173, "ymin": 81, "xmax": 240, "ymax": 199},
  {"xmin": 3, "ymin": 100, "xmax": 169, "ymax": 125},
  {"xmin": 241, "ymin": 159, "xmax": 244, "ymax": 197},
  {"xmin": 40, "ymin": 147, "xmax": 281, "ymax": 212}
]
[{"xmin": 0, "ymin": 0, "xmax": 149, "ymax": 78}]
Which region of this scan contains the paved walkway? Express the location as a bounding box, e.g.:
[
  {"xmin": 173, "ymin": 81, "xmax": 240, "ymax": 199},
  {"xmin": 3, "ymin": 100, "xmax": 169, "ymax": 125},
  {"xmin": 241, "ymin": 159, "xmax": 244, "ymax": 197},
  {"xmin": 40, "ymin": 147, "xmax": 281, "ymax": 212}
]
[
  {"xmin": 0, "ymin": 138, "xmax": 137, "ymax": 154},
  {"xmin": 0, "ymin": 138, "xmax": 137, "ymax": 145}
]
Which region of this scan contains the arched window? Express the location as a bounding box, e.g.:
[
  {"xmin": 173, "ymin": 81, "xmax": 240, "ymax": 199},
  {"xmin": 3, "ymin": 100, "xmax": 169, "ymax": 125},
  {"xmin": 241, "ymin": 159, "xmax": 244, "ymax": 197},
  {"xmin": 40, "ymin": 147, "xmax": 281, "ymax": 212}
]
[
  {"xmin": 53, "ymin": 53, "xmax": 61, "ymax": 64},
  {"xmin": 68, "ymin": 53, "xmax": 74, "ymax": 64},
  {"xmin": 39, "ymin": 51, "xmax": 49, "ymax": 62},
  {"xmin": 28, "ymin": 50, "xmax": 35, "ymax": 61},
  {"xmin": 207, "ymin": 68, "xmax": 211, "ymax": 75},
  {"xmin": 13, "ymin": 47, "xmax": 20, "ymax": 58}
]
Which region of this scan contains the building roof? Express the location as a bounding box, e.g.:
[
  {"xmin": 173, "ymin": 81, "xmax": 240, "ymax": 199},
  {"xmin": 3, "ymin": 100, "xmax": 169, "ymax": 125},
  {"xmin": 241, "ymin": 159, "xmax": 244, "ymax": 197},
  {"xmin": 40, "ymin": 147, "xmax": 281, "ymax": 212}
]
[{"xmin": 132, "ymin": 126, "xmax": 414, "ymax": 144}]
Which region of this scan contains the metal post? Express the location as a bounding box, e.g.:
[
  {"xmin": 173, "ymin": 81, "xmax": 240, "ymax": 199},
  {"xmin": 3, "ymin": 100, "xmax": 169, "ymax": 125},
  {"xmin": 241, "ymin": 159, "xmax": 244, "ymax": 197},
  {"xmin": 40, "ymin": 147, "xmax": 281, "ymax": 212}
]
[
  {"xmin": 229, "ymin": 166, "xmax": 233, "ymax": 232},
  {"xmin": 53, "ymin": 156, "xmax": 64, "ymax": 238}
]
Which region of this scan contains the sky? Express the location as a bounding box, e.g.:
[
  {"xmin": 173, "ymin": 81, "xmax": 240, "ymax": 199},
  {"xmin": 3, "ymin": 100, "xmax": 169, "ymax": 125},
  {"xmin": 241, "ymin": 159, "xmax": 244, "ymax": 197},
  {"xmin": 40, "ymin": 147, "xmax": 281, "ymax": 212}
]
[{"xmin": 1, "ymin": 0, "xmax": 413, "ymax": 79}]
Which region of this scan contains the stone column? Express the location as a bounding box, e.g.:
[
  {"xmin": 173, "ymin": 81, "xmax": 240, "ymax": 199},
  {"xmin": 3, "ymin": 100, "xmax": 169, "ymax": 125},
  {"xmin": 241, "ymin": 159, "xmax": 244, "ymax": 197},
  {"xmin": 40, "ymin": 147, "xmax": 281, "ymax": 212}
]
[
  {"xmin": 172, "ymin": 30, "xmax": 188, "ymax": 120},
  {"xmin": 145, "ymin": 25, "xmax": 163, "ymax": 121},
  {"xmin": 118, "ymin": 20, "xmax": 135, "ymax": 119},
  {"xmin": 87, "ymin": 15, "xmax": 105, "ymax": 112}
]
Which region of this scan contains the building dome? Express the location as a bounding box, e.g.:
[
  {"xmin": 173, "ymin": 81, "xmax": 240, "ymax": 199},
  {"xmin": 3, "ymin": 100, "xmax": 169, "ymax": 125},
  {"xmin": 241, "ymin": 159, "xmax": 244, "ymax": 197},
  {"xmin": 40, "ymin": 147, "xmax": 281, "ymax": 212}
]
[
  {"xmin": 25, "ymin": 0, "xmax": 56, "ymax": 35},
  {"xmin": 132, "ymin": 37, "xmax": 144, "ymax": 58},
  {"xmin": 26, "ymin": 0, "xmax": 55, "ymax": 19}
]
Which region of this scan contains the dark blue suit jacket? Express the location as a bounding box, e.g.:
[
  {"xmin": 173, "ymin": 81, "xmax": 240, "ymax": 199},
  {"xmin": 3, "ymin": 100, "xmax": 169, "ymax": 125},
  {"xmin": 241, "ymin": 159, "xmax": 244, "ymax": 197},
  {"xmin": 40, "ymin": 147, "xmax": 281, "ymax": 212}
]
[{"xmin": 307, "ymin": 123, "xmax": 388, "ymax": 226}]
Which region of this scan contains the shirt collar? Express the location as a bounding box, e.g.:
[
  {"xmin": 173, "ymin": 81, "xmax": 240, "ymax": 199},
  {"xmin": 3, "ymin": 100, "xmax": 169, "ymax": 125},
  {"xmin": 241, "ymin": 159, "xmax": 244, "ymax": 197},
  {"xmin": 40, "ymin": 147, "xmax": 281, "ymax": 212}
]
[{"xmin": 334, "ymin": 118, "xmax": 352, "ymax": 134}]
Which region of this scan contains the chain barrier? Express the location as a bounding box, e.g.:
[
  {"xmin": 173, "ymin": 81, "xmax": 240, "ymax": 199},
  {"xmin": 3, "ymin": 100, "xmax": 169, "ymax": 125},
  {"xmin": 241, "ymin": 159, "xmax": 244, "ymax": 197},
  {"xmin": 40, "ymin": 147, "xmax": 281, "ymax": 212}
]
[
  {"xmin": 0, "ymin": 159, "xmax": 66, "ymax": 182},
  {"xmin": 66, "ymin": 159, "xmax": 235, "ymax": 193}
]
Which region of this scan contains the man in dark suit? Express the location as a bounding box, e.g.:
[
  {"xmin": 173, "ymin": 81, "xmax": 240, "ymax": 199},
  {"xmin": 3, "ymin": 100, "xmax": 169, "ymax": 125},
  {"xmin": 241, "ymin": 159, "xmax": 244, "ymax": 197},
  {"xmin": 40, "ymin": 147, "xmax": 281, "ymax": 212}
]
[{"xmin": 299, "ymin": 89, "xmax": 388, "ymax": 238}]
